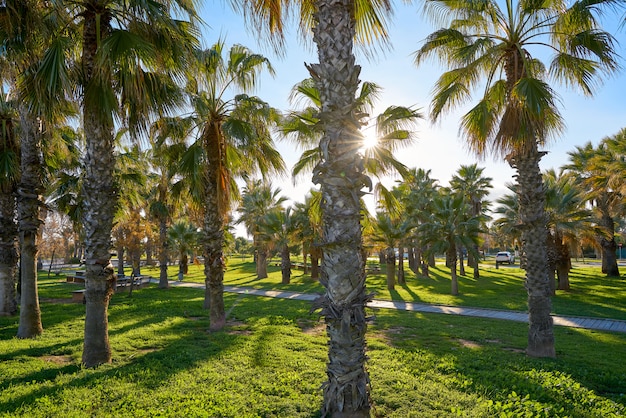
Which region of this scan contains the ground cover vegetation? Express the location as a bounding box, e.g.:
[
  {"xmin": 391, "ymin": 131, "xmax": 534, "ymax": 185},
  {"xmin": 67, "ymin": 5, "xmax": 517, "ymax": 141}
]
[
  {"xmin": 2, "ymin": 0, "xmax": 626, "ymax": 415},
  {"xmin": 0, "ymin": 265, "xmax": 625, "ymax": 417}
]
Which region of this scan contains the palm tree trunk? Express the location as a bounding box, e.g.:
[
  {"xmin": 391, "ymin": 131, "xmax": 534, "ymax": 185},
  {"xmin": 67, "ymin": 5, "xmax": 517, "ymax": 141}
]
[
  {"xmin": 598, "ymin": 212, "xmax": 619, "ymax": 277},
  {"xmin": 117, "ymin": 246, "xmax": 125, "ymax": 277},
  {"xmin": 158, "ymin": 217, "xmax": 169, "ymax": 288},
  {"xmin": 203, "ymin": 207, "xmax": 226, "ymax": 331},
  {"xmin": 0, "ymin": 191, "xmax": 18, "ymax": 316},
  {"xmin": 397, "ymin": 247, "xmax": 405, "ymax": 285},
  {"xmin": 508, "ymin": 148, "xmax": 555, "ymax": 358},
  {"xmin": 310, "ymin": 0, "xmax": 371, "ymax": 414},
  {"xmin": 202, "ymin": 124, "xmax": 226, "ymax": 331},
  {"xmin": 385, "ymin": 246, "xmax": 395, "ymax": 290},
  {"xmin": 311, "ymin": 248, "xmax": 321, "ymax": 280},
  {"xmin": 281, "ymin": 245, "xmax": 291, "ymax": 284},
  {"xmin": 448, "ymin": 246, "xmax": 459, "ymax": 296},
  {"xmin": 257, "ymin": 246, "xmax": 269, "ymax": 279},
  {"xmin": 81, "ymin": 10, "xmax": 116, "ymax": 367},
  {"xmin": 16, "ymin": 107, "xmax": 43, "ymax": 338}
]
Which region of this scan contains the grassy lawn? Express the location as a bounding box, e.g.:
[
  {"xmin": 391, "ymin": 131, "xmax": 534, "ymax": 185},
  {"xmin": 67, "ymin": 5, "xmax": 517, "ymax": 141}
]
[
  {"xmin": 0, "ymin": 260, "xmax": 624, "ymax": 416},
  {"xmin": 145, "ymin": 257, "xmax": 626, "ymax": 320}
]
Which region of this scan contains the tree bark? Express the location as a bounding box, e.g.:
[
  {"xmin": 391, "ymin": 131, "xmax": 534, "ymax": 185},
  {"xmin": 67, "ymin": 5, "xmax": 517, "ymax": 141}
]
[
  {"xmin": 598, "ymin": 211, "xmax": 619, "ymax": 277},
  {"xmin": 281, "ymin": 245, "xmax": 291, "ymax": 284},
  {"xmin": 202, "ymin": 122, "xmax": 226, "ymax": 331},
  {"xmin": 16, "ymin": 106, "xmax": 43, "ymax": 338},
  {"xmin": 0, "ymin": 189, "xmax": 18, "ymax": 316},
  {"xmin": 257, "ymin": 246, "xmax": 269, "ymax": 279},
  {"xmin": 397, "ymin": 247, "xmax": 405, "ymax": 285},
  {"xmin": 310, "ymin": 0, "xmax": 371, "ymax": 413},
  {"xmin": 158, "ymin": 216, "xmax": 169, "ymax": 288},
  {"xmin": 448, "ymin": 245, "xmax": 459, "ymax": 296},
  {"xmin": 385, "ymin": 246, "xmax": 395, "ymax": 290},
  {"xmin": 81, "ymin": 9, "xmax": 116, "ymax": 367},
  {"xmin": 508, "ymin": 148, "xmax": 555, "ymax": 358}
]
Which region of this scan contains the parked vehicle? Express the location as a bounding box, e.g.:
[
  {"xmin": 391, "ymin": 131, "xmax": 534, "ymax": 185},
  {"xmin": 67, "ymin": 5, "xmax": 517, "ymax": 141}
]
[{"xmin": 495, "ymin": 251, "xmax": 515, "ymax": 264}]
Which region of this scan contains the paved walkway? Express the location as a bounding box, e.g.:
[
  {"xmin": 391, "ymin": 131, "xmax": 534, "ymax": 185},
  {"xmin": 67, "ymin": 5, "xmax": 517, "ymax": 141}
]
[{"xmin": 171, "ymin": 282, "xmax": 626, "ymax": 333}]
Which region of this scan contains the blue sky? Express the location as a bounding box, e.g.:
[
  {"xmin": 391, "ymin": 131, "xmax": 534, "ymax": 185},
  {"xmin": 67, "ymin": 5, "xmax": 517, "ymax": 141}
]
[{"xmin": 198, "ymin": 2, "xmax": 626, "ymax": 221}]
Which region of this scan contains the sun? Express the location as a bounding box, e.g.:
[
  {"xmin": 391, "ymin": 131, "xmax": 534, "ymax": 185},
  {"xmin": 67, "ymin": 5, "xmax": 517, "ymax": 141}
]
[{"xmin": 361, "ymin": 130, "xmax": 378, "ymax": 150}]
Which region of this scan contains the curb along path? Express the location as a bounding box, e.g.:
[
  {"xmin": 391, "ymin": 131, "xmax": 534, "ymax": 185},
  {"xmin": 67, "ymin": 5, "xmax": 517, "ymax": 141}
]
[{"xmin": 171, "ymin": 282, "xmax": 626, "ymax": 333}]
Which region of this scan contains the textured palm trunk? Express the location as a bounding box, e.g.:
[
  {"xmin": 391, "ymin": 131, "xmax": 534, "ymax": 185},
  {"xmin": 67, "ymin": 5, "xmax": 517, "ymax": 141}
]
[
  {"xmin": 81, "ymin": 9, "xmax": 116, "ymax": 367},
  {"xmin": 16, "ymin": 107, "xmax": 43, "ymax": 338},
  {"xmin": 508, "ymin": 148, "xmax": 555, "ymax": 358},
  {"xmin": 458, "ymin": 248, "xmax": 465, "ymax": 276},
  {"xmin": 385, "ymin": 246, "xmax": 395, "ymax": 290},
  {"xmin": 555, "ymin": 233, "xmax": 570, "ymax": 291},
  {"xmin": 0, "ymin": 191, "xmax": 18, "ymax": 316},
  {"xmin": 397, "ymin": 247, "xmax": 405, "ymax": 285},
  {"xmin": 281, "ymin": 245, "xmax": 291, "ymax": 284},
  {"xmin": 202, "ymin": 123, "xmax": 226, "ymax": 331},
  {"xmin": 447, "ymin": 245, "xmax": 458, "ymax": 296},
  {"xmin": 257, "ymin": 246, "xmax": 269, "ymax": 279},
  {"xmin": 310, "ymin": 247, "xmax": 321, "ymax": 280},
  {"xmin": 546, "ymin": 232, "xmax": 557, "ymax": 296},
  {"xmin": 310, "ymin": 0, "xmax": 371, "ymax": 414},
  {"xmin": 598, "ymin": 211, "xmax": 619, "ymax": 277},
  {"xmin": 158, "ymin": 216, "xmax": 169, "ymax": 288},
  {"xmin": 116, "ymin": 246, "xmax": 125, "ymax": 276}
]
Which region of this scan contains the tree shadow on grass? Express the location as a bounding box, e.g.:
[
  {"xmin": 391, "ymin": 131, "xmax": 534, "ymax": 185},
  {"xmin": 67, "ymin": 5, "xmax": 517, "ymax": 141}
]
[
  {"xmin": 368, "ymin": 307, "xmax": 626, "ymax": 415},
  {"xmin": 0, "ymin": 288, "xmax": 321, "ymax": 416}
]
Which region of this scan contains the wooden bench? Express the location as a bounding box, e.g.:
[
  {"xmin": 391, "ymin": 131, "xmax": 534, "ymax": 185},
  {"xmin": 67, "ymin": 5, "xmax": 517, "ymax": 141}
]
[
  {"xmin": 72, "ymin": 289, "xmax": 86, "ymax": 303},
  {"xmin": 66, "ymin": 271, "xmax": 85, "ymax": 283}
]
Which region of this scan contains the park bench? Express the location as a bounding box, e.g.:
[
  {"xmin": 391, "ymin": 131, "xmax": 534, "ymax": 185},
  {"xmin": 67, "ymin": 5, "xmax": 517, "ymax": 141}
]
[
  {"xmin": 66, "ymin": 271, "xmax": 85, "ymax": 283},
  {"xmin": 72, "ymin": 289, "xmax": 86, "ymax": 303}
]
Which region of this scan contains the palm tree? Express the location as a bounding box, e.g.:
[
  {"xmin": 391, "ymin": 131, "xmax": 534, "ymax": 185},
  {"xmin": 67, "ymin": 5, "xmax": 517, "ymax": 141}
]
[
  {"xmin": 1, "ymin": 0, "xmax": 61, "ymax": 338},
  {"xmin": 543, "ymin": 169, "xmax": 592, "ymax": 291},
  {"xmin": 147, "ymin": 117, "xmax": 193, "ymax": 288},
  {"xmin": 370, "ymin": 211, "xmax": 405, "ymax": 290},
  {"xmin": 176, "ymin": 41, "xmax": 285, "ymax": 331},
  {"xmin": 419, "ymin": 189, "xmax": 482, "ymax": 295},
  {"xmin": 48, "ymin": 0, "xmax": 200, "ymax": 367},
  {"xmin": 0, "ymin": 91, "xmax": 19, "ymax": 316},
  {"xmin": 168, "ymin": 221, "xmax": 199, "ymax": 281},
  {"xmin": 415, "ymin": 0, "xmax": 619, "ymax": 358},
  {"xmin": 450, "ymin": 164, "xmax": 492, "ymax": 279},
  {"xmin": 398, "ymin": 168, "xmax": 440, "ymax": 275},
  {"xmin": 260, "ymin": 207, "xmax": 297, "ymax": 284},
  {"xmin": 237, "ymin": 180, "xmax": 287, "ymax": 279},
  {"xmin": 565, "ymin": 140, "xmax": 623, "ymax": 277},
  {"xmin": 236, "ymin": 0, "xmax": 395, "ymax": 412}
]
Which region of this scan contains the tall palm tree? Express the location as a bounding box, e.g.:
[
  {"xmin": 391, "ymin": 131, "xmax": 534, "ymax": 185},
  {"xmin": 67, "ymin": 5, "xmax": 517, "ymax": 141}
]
[
  {"xmin": 147, "ymin": 117, "xmax": 192, "ymax": 288},
  {"xmin": 260, "ymin": 207, "xmax": 297, "ymax": 284},
  {"xmin": 449, "ymin": 164, "xmax": 492, "ymax": 279},
  {"xmin": 176, "ymin": 41, "xmax": 285, "ymax": 331},
  {"xmin": 1, "ymin": 0, "xmax": 75, "ymax": 338},
  {"xmin": 370, "ymin": 211, "xmax": 405, "ymax": 290},
  {"xmin": 415, "ymin": 0, "xmax": 619, "ymax": 358},
  {"xmin": 168, "ymin": 221, "xmax": 199, "ymax": 281},
  {"xmin": 419, "ymin": 189, "xmax": 482, "ymax": 295},
  {"xmin": 543, "ymin": 169, "xmax": 592, "ymax": 291},
  {"xmin": 398, "ymin": 168, "xmax": 440, "ymax": 275},
  {"xmin": 0, "ymin": 91, "xmax": 19, "ymax": 317},
  {"xmin": 236, "ymin": 0, "xmax": 395, "ymax": 412},
  {"xmin": 565, "ymin": 140, "xmax": 623, "ymax": 277},
  {"xmin": 237, "ymin": 180, "xmax": 287, "ymax": 279},
  {"xmin": 47, "ymin": 0, "xmax": 199, "ymax": 367}
]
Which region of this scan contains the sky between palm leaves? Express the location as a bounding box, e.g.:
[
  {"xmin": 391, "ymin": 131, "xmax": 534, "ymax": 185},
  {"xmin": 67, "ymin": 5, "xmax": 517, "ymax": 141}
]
[{"xmin": 199, "ymin": 2, "xmax": 626, "ymax": 234}]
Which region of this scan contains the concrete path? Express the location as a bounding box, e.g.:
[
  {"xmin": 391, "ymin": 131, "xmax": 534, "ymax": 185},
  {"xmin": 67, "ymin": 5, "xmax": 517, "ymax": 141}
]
[{"xmin": 171, "ymin": 282, "xmax": 626, "ymax": 333}]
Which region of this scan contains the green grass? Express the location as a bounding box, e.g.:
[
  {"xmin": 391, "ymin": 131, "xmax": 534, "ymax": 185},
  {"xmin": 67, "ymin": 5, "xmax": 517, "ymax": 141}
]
[
  {"xmin": 1, "ymin": 261, "xmax": 624, "ymax": 416},
  {"xmin": 142, "ymin": 257, "xmax": 626, "ymax": 320}
]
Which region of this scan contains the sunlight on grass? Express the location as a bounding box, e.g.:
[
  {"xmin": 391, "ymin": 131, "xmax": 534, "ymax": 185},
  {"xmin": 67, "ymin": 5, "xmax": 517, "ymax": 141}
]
[{"xmin": 1, "ymin": 259, "xmax": 624, "ymax": 416}]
